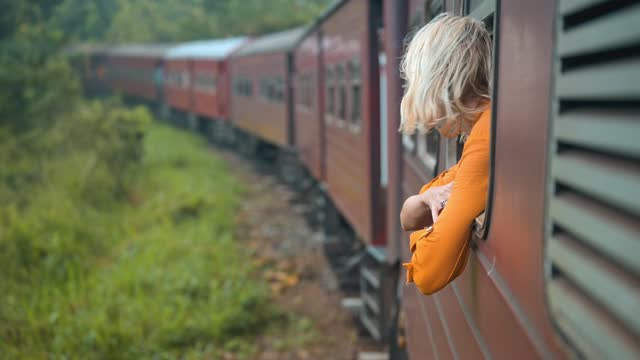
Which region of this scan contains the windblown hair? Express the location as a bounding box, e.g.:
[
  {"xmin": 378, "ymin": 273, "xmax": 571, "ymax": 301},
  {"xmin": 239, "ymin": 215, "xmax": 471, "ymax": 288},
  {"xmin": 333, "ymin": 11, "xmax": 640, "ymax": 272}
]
[{"xmin": 399, "ymin": 13, "xmax": 492, "ymax": 138}]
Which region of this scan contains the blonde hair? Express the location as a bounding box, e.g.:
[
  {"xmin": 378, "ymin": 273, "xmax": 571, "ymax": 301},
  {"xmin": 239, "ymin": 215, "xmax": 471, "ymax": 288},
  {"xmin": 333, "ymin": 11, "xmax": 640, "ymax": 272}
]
[{"xmin": 399, "ymin": 13, "xmax": 492, "ymax": 138}]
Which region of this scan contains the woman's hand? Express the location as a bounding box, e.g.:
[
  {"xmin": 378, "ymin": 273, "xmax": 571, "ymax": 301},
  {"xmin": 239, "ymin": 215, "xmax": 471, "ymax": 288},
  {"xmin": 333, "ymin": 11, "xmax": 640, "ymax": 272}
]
[
  {"xmin": 400, "ymin": 182, "xmax": 454, "ymax": 231},
  {"xmin": 419, "ymin": 181, "xmax": 454, "ymax": 223}
]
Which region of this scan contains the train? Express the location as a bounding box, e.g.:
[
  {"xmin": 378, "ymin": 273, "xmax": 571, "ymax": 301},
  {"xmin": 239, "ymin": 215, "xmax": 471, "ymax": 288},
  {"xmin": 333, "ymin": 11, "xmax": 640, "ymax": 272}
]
[{"xmin": 70, "ymin": 0, "xmax": 640, "ymax": 359}]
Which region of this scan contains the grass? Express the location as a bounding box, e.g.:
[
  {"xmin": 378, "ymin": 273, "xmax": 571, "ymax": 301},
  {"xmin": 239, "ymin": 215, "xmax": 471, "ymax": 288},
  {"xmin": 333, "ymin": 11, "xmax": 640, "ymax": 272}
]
[{"xmin": 0, "ymin": 122, "xmax": 274, "ymax": 359}]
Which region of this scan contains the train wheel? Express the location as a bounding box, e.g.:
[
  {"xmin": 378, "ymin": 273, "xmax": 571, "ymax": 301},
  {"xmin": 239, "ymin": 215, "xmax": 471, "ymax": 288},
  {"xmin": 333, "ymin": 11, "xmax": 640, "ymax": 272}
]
[{"xmin": 278, "ymin": 150, "xmax": 302, "ymax": 186}]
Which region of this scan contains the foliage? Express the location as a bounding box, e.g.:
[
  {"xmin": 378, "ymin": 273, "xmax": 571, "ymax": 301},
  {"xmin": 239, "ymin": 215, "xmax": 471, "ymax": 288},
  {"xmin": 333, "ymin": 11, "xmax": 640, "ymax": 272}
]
[
  {"xmin": 45, "ymin": 0, "xmax": 333, "ymax": 44},
  {"xmin": 0, "ymin": 1, "xmax": 332, "ymax": 357},
  {"xmin": 0, "ymin": 119, "xmax": 274, "ymax": 358}
]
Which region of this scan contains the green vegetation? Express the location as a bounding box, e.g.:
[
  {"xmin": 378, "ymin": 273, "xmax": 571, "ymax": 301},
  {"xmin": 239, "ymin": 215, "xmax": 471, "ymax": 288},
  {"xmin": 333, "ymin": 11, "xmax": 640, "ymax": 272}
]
[
  {"xmin": 0, "ymin": 1, "xmax": 334, "ymax": 357},
  {"xmin": 0, "ymin": 106, "xmax": 274, "ymax": 358},
  {"xmin": 47, "ymin": 0, "xmax": 333, "ymax": 43}
]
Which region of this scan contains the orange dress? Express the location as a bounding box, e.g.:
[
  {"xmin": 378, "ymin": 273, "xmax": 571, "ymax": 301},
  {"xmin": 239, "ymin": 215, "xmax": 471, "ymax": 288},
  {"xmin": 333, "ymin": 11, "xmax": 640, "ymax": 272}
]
[{"xmin": 403, "ymin": 108, "xmax": 491, "ymax": 295}]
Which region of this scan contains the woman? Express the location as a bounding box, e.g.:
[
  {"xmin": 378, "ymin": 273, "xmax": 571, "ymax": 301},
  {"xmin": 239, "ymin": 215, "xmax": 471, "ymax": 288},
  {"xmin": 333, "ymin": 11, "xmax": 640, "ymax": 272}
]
[{"xmin": 399, "ymin": 14, "xmax": 492, "ymax": 295}]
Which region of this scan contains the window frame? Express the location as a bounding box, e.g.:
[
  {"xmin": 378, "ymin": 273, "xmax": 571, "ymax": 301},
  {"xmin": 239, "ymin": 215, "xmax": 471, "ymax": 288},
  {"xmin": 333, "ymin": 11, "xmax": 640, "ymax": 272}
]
[
  {"xmin": 335, "ymin": 63, "xmax": 347, "ymax": 128},
  {"xmin": 325, "ymin": 66, "xmax": 335, "ymax": 123},
  {"xmin": 402, "ymin": 133, "xmax": 416, "ymax": 154},
  {"xmin": 348, "ymin": 58, "xmax": 362, "ymax": 134},
  {"xmin": 417, "ymin": 131, "xmax": 439, "ymax": 175},
  {"xmin": 465, "ymin": 0, "xmax": 500, "ymax": 240},
  {"xmin": 308, "ymin": 74, "xmax": 315, "ymax": 110},
  {"xmin": 195, "ymin": 72, "xmax": 217, "ymax": 94}
]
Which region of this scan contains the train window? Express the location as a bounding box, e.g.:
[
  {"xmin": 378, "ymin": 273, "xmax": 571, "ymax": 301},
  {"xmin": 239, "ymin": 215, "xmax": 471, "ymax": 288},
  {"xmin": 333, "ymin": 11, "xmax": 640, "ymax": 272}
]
[
  {"xmin": 349, "ymin": 60, "xmax": 361, "ymax": 131},
  {"xmin": 236, "ymin": 78, "xmax": 242, "ymax": 95},
  {"xmin": 350, "ymin": 85, "xmax": 361, "ymax": 124},
  {"xmin": 195, "ymin": 73, "xmax": 216, "ymax": 94},
  {"xmin": 417, "ymin": 132, "xmax": 437, "ymax": 173},
  {"xmin": 308, "ymin": 75, "xmax": 315, "ymax": 109},
  {"xmin": 465, "ymin": 0, "xmax": 498, "ymax": 239},
  {"xmin": 298, "ymin": 75, "xmax": 305, "ymax": 107},
  {"xmin": 465, "ymin": 0, "xmax": 496, "ymax": 31},
  {"xmin": 261, "ymin": 77, "xmax": 274, "ymax": 101},
  {"xmin": 336, "ymin": 64, "xmax": 346, "ymax": 123},
  {"xmin": 242, "ymin": 78, "xmax": 253, "ymax": 97},
  {"xmin": 402, "ymin": 133, "xmax": 416, "ymax": 154},
  {"xmin": 466, "ymin": 0, "xmax": 485, "ymax": 13},
  {"xmin": 298, "ymin": 74, "xmax": 308, "ymax": 108},
  {"xmin": 338, "ymin": 86, "xmax": 346, "ymax": 123},
  {"xmin": 426, "ymin": 0, "xmax": 445, "ymax": 20},
  {"xmin": 181, "ymin": 71, "xmax": 190, "ymax": 89},
  {"xmin": 305, "ymin": 75, "xmax": 310, "ymax": 107},
  {"xmin": 274, "ymin": 77, "xmax": 284, "ymax": 103},
  {"xmin": 444, "ymin": 138, "xmax": 458, "ymax": 168},
  {"xmin": 326, "ymin": 68, "xmax": 335, "ymax": 115}
]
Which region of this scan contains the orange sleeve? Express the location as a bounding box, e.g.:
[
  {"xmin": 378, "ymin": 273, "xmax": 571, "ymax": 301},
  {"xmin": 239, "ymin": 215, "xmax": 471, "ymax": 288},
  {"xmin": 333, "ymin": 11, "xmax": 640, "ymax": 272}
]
[
  {"xmin": 407, "ymin": 164, "xmax": 459, "ymax": 253},
  {"xmin": 404, "ymin": 112, "xmax": 490, "ymax": 295},
  {"xmin": 407, "ymin": 163, "xmax": 460, "ymax": 252},
  {"xmin": 417, "ymin": 163, "xmax": 458, "ymax": 194}
]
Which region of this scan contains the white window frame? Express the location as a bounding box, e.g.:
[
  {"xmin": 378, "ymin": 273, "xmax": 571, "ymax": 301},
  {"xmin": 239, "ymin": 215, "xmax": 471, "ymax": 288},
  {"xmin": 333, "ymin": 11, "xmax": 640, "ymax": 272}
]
[
  {"xmin": 417, "ymin": 133, "xmax": 437, "ymax": 171},
  {"xmin": 402, "ymin": 133, "xmax": 416, "ymax": 153}
]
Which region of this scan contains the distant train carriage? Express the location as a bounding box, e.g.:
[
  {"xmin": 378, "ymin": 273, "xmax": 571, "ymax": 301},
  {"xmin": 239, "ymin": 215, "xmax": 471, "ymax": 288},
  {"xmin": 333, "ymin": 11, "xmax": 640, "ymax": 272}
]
[
  {"xmin": 318, "ymin": 0, "xmax": 384, "ymax": 249},
  {"xmin": 163, "ymin": 38, "xmax": 247, "ymax": 134},
  {"xmin": 107, "ymin": 44, "xmax": 175, "ymax": 104},
  {"xmin": 66, "ymin": 44, "xmax": 112, "ymax": 96},
  {"xmin": 294, "ymin": 0, "xmax": 393, "ymax": 342},
  {"xmin": 230, "ymin": 27, "xmax": 306, "ymax": 156}
]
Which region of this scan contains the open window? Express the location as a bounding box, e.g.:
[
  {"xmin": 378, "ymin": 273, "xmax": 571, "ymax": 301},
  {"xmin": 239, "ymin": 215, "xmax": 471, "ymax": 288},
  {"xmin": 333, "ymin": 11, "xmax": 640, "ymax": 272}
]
[
  {"xmin": 196, "ymin": 72, "xmax": 217, "ymax": 94},
  {"xmin": 465, "ymin": 0, "xmax": 498, "ymax": 240},
  {"xmin": 417, "ymin": 131, "xmax": 438, "ymax": 175},
  {"xmin": 402, "ymin": 133, "xmax": 416, "ymax": 155},
  {"xmin": 326, "ymin": 67, "xmax": 335, "ymax": 121},
  {"xmin": 348, "ymin": 59, "xmax": 362, "ymax": 133},
  {"xmin": 274, "ymin": 76, "xmax": 284, "ymax": 103},
  {"xmin": 308, "ymin": 74, "xmax": 315, "ymax": 110},
  {"xmin": 336, "ymin": 64, "xmax": 347, "ymax": 127}
]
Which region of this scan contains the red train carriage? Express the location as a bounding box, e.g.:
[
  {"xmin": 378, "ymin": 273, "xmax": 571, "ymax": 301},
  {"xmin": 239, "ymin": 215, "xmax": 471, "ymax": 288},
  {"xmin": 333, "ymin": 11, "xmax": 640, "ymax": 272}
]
[
  {"xmin": 164, "ymin": 38, "xmax": 247, "ymax": 133},
  {"xmin": 388, "ymin": 0, "xmax": 640, "ymax": 359},
  {"xmin": 295, "ymin": 0, "xmax": 394, "ymax": 342},
  {"xmin": 66, "ymin": 44, "xmax": 112, "ymax": 96},
  {"xmin": 319, "ymin": 0, "xmax": 384, "ymax": 249},
  {"xmin": 107, "ymin": 44, "xmax": 175, "ymax": 103},
  {"xmin": 230, "ymin": 28, "xmax": 306, "ymax": 152}
]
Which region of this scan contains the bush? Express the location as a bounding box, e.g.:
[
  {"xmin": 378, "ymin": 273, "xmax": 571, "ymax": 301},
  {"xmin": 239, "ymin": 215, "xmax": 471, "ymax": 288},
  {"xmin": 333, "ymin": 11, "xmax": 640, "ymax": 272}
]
[{"xmin": 0, "ymin": 103, "xmax": 271, "ymax": 358}]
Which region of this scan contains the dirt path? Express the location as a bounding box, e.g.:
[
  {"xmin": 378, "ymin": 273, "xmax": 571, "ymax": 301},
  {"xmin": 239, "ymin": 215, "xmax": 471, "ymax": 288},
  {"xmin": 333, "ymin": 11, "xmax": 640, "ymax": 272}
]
[{"xmin": 219, "ymin": 150, "xmax": 384, "ymax": 360}]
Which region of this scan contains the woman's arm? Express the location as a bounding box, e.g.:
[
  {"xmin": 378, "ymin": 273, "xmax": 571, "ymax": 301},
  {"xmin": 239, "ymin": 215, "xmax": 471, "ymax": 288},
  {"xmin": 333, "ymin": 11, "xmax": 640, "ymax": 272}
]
[
  {"xmin": 404, "ymin": 120, "xmax": 490, "ymax": 295},
  {"xmin": 400, "ymin": 182, "xmax": 454, "ymax": 231}
]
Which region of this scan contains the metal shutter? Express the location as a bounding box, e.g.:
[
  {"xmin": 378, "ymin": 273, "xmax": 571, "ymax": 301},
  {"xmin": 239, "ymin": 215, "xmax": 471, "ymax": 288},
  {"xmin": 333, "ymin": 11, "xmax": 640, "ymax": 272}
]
[{"xmin": 546, "ymin": 1, "xmax": 640, "ymax": 358}]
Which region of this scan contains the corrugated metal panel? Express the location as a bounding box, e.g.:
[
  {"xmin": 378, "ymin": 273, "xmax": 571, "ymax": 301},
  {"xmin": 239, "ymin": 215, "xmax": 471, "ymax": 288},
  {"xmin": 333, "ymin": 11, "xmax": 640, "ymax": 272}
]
[
  {"xmin": 109, "ymin": 44, "xmax": 177, "ymax": 58},
  {"xmin": 233, "ymin": 27, "xmax": 306, "ymax": 57},
  {"xmin": 164, "ymin": 37, "xmax": 247, "ymax": 60},
  {"xmin": 546, "ymin": 1, "xmax": 640, "ymax": 358}
]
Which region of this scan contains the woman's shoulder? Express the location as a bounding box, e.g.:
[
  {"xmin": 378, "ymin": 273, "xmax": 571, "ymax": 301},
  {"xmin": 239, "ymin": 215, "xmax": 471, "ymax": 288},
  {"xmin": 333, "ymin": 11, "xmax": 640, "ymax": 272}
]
[{"xmin": 468, "ymin": 107, "xmax": 491, "ymax": 141}]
